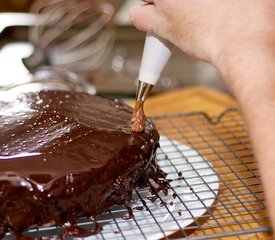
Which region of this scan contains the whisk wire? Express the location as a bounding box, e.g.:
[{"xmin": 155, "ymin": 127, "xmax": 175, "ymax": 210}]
[{"xmin": 27, "ymin": 0, "xmax": 115, "ymax": 72}]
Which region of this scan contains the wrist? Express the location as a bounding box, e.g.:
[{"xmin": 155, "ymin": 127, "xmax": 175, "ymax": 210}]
[{"xmin": 213, "ymin": 43, "xmax": 275, "ymax": 104}]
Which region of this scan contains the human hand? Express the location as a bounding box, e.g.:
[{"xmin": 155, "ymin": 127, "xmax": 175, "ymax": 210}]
[
  {"xmin": 130, "ymin": 0, "xmax": 275, "ymax": 233},
  {"xmin": 129, "ymin": 0, "xmax": 275, "ymax": 76}
]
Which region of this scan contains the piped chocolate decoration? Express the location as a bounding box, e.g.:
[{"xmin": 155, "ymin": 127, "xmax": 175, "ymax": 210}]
[
  {"xmin": 0, "ymin": 90, "xmax": 163, "ymax": 238},
  {"xmin": 131, "ymin": 100, "xmax": 146, "ymax": 133}
]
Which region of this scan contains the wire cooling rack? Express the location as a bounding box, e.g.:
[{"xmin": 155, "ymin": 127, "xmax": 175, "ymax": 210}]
[
  {"xmin": 150, "ymin": 109, "xmax": 271, "ymax": 239},
  {"xmin": 5, "ymin": 109, "xmax": 271, "ymax": 240}
]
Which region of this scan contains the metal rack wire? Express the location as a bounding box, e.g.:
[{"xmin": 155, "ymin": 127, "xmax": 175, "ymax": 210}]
[
  {"xmin": 150, "ymin": 109, "xmax": 271, "ymax": 239},
  {"xmin": 5, "ymin": 109, "xmax": 271, "ymax": 239}
]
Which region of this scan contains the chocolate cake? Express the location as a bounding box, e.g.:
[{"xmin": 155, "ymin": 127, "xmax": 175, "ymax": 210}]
[{"xmin": 0, "ymin": 90, "xmax": 163, "ymax": 238}]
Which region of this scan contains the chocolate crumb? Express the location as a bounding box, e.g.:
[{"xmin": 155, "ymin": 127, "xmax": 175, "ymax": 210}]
[{"xmin": 133, "ymin": 206, "xmax": 144, "ymax": 211}]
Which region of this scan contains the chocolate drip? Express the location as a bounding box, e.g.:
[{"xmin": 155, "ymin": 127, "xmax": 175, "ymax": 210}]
[{"xmin": 0, "ymin": 90, "xmax": 162, "ymax": 238}]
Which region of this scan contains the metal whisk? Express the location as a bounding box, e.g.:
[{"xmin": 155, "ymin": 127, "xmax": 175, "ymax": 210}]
[{"xmin": 23, "ymin": 0, "xmax": 115, "ymax": 73}]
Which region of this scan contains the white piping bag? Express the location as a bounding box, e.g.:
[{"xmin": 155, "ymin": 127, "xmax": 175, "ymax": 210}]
[{"xmin": 136, "ymin": 33, "xmax": 173, "ymax": 102}]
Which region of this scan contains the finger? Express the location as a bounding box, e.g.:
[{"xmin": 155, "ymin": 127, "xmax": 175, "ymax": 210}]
[
  {"xmin": 129, "ymin": 4, "xmax": 157, "ymax": 33},
  {"xmin": 142, "ymin": 0, "xmax": 155, "ymax": 3}
]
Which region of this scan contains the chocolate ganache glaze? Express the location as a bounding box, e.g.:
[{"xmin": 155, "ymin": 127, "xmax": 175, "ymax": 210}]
[{"xmin": 0, "ymin": 90, "xmax": 163, "ymax": 238}]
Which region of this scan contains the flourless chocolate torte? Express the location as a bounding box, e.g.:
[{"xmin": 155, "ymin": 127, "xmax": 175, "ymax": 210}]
[{"xmin": 0, "ymin": 90, "xmax": 162, "ymax": 238}]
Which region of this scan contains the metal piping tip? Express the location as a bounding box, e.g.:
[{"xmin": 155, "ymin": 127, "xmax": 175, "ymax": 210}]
[{"xmin": 136, "ymin": 80, "xmax": 153, "ymax": 102}]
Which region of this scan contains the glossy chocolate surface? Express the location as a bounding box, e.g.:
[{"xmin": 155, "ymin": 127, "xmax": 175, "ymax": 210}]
[{"xmin": 0, "ymin": 90, "xmax": 160, "ymax": 238}]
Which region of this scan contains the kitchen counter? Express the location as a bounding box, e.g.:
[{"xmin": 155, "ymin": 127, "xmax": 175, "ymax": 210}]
[{"xmin": 128, "ymin": 86, "xmax": 272, "ymax": 240}]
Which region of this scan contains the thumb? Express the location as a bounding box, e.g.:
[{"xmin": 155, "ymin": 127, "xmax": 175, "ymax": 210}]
[{"xmin": 129, "ymin": 4, "xmax": 156, "ymax": 33}]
